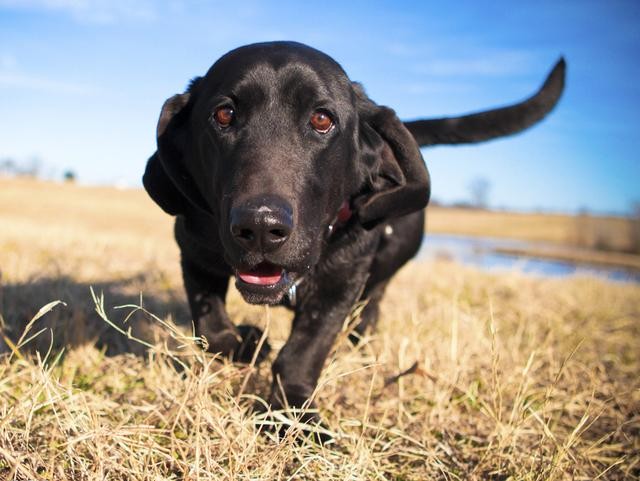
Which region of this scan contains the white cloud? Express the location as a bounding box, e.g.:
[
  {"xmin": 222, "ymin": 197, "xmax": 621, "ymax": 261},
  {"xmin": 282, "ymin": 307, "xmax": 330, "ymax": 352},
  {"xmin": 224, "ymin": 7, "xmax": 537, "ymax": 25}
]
[
  {"xmin": 382, "ymin": 42, "xmax": 416, "ymax": 58},
  {"xmin": 0, "ymin": 50, "xmax": 96, "ymax": 95},
  {"xmin": 0, "ymin": 0, "xmax": 156, "ymax": 24},
  {"xmin": 0, "ymin": 49, "xmax": 98, "ymax": 95},
  {"xmin": 413, "ymin": 50, "xmax": 537, "ymax": 77},
  {"xmin": 401, "ymin": 80, "xmax": 474, "ymax": 96},
  {"xmin": 0, "ymin": 70, "xmax": 97, "ymax": 95}
]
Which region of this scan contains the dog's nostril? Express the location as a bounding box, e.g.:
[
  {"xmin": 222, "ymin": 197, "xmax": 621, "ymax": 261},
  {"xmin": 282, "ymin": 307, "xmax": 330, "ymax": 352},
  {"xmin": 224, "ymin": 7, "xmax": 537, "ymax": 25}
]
[
  {"xmin": 269, "ymin": 228, "xmax": 287, "ymax": 238},
  {"xmin": 239, "ymin": 228, "xmax": 254, "ymax": 240}
]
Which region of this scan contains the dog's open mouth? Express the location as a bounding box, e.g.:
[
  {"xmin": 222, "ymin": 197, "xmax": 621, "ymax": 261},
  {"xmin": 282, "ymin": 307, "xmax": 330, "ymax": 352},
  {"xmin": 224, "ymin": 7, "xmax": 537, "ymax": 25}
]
[
  {"xmin": 234, "ymin": 262, "xmax": 292, "ymax": 305},
  {"xmin": 236, "ymin": 262, "xmax": 284, "ymax": 286}
]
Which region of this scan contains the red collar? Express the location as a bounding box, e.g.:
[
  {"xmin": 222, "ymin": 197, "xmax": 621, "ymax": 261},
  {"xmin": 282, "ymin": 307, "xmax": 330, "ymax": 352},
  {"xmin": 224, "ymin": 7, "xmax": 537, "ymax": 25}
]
[
  {"xmin": 336, "ymin": 200, "xmax": 352, "ymax": 223},
  {"xmin": 328, "ymin": 200, "xmax": 352, "ymax": 237}
]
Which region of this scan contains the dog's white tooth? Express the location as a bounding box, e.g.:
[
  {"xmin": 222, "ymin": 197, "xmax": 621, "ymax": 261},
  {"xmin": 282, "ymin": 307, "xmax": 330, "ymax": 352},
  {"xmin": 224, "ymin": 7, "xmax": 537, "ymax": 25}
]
[{"xmin": 384, "ymin": 225, "xmax": 394, "ymax": 236}]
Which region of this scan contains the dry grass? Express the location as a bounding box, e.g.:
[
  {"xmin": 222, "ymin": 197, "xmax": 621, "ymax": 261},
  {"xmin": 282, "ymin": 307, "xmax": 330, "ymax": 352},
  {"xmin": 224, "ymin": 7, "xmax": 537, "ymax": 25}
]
[{"xmin": 1, "ymin": 178, "xmax": 639, "ymax": 480}]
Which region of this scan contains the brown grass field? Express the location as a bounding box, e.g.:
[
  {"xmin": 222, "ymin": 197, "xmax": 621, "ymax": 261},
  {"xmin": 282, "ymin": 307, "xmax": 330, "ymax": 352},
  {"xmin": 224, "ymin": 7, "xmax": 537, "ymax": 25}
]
[{"xmin": 1, "ymin": 178, "xmax": 639, "ymax": 480}]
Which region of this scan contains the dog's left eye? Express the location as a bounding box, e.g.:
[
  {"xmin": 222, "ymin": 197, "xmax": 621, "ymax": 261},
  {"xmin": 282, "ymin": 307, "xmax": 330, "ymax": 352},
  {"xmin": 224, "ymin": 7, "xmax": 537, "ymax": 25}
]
[
  {"xmin": 213, "ymin": 106, "xmax": 235, "ymax": 128},
  {"xmin": 310, "ymin": 110, "xmax": 334, "ymax": 134}
]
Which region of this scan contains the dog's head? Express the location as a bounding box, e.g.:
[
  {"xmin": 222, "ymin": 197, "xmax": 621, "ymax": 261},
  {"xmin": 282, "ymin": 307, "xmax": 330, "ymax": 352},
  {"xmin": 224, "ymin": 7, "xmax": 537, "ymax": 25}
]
[{"xmin": 144, "ymin": 42, "xmax": 430, "ymax": 304}]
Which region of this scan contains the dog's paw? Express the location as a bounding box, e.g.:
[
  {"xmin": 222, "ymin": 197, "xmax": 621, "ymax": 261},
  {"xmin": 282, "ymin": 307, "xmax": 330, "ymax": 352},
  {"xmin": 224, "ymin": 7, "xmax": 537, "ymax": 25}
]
[
  {"xmin": 253, "ymin": 401, "xmax": 335, "ymax": 445},
  {"xmin": 232, "ymin": 324, "xmax": 271, "ymax": 364}
]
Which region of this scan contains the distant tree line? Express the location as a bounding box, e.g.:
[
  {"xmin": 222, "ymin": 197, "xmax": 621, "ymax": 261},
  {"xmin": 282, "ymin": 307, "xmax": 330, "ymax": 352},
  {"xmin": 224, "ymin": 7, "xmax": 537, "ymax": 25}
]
[
  {"xmin": 0, "ymin": 156, "xmax": 76, "ymax": 182},
  {"xmin": 0, "ymin": 156, "xmax": 42, "ymax": 177}
]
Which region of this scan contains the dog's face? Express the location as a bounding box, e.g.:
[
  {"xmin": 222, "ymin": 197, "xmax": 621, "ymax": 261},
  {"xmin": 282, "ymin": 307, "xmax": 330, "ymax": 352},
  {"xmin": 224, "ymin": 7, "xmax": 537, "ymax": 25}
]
[
  {"xmin": 194, "ymin": 43, "xmax": 361, "ymax": 302},
  {"xmin": 144, "ymin": 42, "xmax": 430, "ymax": 304}
]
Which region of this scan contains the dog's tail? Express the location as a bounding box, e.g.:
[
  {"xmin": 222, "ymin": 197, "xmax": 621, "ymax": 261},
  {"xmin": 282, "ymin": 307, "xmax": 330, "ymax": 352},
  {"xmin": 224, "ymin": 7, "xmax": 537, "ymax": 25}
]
[{"xmin": 404, "ymin": 58, "xmax": 566, "ymax": 147}]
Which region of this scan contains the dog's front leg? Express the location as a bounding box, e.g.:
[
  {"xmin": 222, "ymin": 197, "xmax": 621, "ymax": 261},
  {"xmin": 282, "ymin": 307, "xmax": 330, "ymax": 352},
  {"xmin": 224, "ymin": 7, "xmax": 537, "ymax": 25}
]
[
  {"xmin": 182, "ymin": 258, "xmax": 270, "ymax": 363},
  {"xmin": 268, "ymin": 248, "xmax": 374, "ymax": 426}
]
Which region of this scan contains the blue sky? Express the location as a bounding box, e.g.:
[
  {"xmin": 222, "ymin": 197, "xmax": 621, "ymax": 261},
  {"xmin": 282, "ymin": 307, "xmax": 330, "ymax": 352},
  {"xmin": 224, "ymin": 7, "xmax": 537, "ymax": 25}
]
[{"xmin": 1, "ymin": 1, "xmax": 638, "ymax": 214}]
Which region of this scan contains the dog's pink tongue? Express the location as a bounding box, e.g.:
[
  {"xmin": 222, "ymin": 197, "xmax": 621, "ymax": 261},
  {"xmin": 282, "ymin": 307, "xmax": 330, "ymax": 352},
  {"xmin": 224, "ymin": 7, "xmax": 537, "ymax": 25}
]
[{"xmin": 237, "ymin": 263, "xmax": 283, "ymax": 285}]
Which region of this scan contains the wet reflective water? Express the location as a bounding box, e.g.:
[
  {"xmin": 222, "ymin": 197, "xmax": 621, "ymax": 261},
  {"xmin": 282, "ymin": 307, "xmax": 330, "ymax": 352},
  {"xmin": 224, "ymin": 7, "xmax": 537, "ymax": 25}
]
[{"xmin": 418, "ymin": 234, "xmax": 640, "ymax": 284}]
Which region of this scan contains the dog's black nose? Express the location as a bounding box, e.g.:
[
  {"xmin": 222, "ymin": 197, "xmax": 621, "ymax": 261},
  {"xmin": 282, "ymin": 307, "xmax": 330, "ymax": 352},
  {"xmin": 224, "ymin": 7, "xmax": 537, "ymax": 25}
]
[{"xmin": 230, "ymin": 196, "xmax": 294, "ymax": 253}]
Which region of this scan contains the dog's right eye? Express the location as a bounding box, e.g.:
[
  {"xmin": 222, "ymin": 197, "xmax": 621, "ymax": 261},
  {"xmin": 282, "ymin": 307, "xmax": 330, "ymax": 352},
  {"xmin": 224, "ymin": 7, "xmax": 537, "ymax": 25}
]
[
  {"xmin": 213, "ymin": 106, "xmax": 235, "ymax": 128},
  {"xmin": 310, "ymin": 110, "xmax": 334, "ymax": 134}
]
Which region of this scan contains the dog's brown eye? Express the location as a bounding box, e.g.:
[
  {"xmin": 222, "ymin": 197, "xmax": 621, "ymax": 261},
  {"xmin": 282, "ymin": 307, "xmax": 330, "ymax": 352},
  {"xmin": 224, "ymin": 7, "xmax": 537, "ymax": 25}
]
[
  {"xmin": 310, "ymin": 110, "xmax": 334, "ymax": 133},
  {"xmin": 214, "ymin": 106, "xmax": 234, "ymax": 127}
]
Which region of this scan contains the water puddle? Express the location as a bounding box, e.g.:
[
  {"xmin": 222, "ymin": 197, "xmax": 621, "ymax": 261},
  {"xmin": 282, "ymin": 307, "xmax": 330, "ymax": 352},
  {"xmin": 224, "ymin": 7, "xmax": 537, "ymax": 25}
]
[{"xmin": 418, "ymin": 234, "xmax": 640, "ymax": 284}]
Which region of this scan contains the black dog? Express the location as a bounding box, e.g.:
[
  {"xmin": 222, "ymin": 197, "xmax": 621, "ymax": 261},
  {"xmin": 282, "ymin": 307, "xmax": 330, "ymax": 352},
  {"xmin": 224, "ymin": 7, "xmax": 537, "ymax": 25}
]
[{"xmin": 144, "ymin": 41, "xmax": 564, "ymax": 425}]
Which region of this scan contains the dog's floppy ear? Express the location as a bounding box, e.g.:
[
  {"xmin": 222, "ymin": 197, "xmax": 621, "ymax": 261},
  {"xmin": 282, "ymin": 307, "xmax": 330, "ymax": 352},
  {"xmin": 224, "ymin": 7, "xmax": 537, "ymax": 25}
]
[
  {"xmin": 355, "ymin": 97, "xmax": 431, "ymax": 229},
  {"xmin": 143, "ymin": 150, "xmax": 188, "ymax": 215},
  {"xmin": 142, "ymin": 93, "xmax": 192, "ymax": 215},
  {"xmin": 143, "ymin": 87, "xmax": 211, "ymax": 216}
]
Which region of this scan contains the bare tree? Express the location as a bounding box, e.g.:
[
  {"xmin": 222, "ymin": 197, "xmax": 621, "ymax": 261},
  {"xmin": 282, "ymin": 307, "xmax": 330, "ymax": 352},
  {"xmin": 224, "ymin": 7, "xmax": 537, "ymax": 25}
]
[
  {"xmin": 63, "ymin": 170, "xmax": 77, "ymax": 183},
  {"xmin": 468, "ymin": 177, "xmax": 491, "ymax": 209},
  {"xmin": 0, "ymin": 156, "xmax": 42, "ymax": 177},
  {"xmin": 630, "ymin": 202, "xmax": 640, "ymax": 254},
  {"xmin": 0, "ymin": 157, "xmax": 16, "ymax": 175}
]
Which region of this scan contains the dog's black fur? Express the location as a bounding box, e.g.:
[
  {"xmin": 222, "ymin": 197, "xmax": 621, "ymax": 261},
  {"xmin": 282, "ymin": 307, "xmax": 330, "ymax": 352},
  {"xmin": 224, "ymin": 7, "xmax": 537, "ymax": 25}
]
[{"xmin": 144, "ymin": 41, "xmax": 565, "ymax": 426}]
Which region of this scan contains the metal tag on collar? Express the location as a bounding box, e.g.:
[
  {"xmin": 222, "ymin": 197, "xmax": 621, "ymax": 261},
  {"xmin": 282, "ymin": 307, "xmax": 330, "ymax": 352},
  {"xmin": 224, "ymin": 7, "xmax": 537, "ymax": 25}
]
[{"xmin": 286, "ymin": 276, "xmax": 304, "ymax": 307}]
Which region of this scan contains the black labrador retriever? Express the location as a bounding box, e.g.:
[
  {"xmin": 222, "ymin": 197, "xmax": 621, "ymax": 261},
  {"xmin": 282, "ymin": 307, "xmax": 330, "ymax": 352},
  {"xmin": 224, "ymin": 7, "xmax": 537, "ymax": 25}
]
[{"xmin": 143, "ymin": 41, "xmax": 564, "ymax": 425}]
